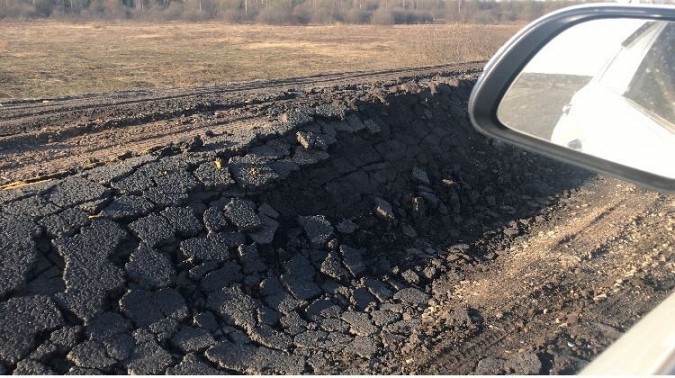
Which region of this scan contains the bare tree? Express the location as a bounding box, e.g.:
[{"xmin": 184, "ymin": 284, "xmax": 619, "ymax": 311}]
[{"xmin": 0, "ymin": 0, "xmax": 582, "ymax": 24}]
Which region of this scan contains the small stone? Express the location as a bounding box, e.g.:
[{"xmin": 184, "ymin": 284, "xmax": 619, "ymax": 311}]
[
  {"xmin": 320, "ymin": 252, "xmax": 350, "ymax": 281},
  {"xmin": 374, "ymin": 197, "xmax": 395, "ymax": 222},
  {"xmin": 401, "ymin": 270, "xmax": 420, "ymax": 285},
  {"xmin": 411, "ymin": 197, "xmax": 426, "ymax": 218},
  {"xmin": 296, "ymin": 131, "xmax": 329, "ymax": 150}
]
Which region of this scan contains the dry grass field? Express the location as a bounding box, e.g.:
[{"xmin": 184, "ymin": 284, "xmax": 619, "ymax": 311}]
[{"xmin": 0, "ymin": 21, "xmax": 520, "ymax": 99}]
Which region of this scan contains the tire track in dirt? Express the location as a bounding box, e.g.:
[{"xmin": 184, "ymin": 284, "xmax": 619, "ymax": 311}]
[
  {"xmin": 0, "ymin": 63, "xmax": 483, "ymax": 122},
  {"xmin": 417, "ymin": 180, "xmax": 673, "ymax": 374}
]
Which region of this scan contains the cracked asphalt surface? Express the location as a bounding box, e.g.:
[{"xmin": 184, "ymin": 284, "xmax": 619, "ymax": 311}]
[{"xmin": 0, "ymin": 65, "xmax": 673, "ymax": 374}]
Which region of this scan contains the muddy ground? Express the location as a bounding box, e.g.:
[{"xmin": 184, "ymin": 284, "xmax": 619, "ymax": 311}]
[{"xmin": 0, "ymin": 64, "xmax": 673, "ymax": 374}]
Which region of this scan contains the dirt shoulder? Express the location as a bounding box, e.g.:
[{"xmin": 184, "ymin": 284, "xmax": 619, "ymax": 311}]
[
  {"xmin": 0, "ymin": 63, "xmax": 482, "ymax": 188},
  {"xmin": 417, "ymin": 177, "xmax": 674, "ymax": 374}
]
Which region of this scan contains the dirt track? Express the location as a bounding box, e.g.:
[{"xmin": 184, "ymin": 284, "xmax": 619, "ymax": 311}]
[{"xmin": 0, "ymin": 65, "xmax": 673, "ymax": 374}]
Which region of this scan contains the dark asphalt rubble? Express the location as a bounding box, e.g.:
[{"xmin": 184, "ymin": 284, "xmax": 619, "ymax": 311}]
[{"xmin": 0, "ymin": 72, "xmax": 587, "ymax": 374}]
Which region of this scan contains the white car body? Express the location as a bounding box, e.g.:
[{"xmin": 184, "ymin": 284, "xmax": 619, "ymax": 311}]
[{"xmin": 551, "ymin": 21, "xmax": 675, "ymax": 179}]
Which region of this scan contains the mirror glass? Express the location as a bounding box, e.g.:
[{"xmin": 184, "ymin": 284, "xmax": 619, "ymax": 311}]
[{"xmin": 498, "ymin": 18, "xmax": 675, "ymax": 179}]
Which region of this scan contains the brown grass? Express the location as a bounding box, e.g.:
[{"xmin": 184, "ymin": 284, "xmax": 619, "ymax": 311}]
[{"xmin": 0, "ymin": 21, "xmax": 521, "ymax": 99}]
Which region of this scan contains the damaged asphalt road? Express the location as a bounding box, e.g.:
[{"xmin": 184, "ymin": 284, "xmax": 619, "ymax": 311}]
[{"xmin": 0, "ymin": 65, "xmax": 673, "ymax": 374}]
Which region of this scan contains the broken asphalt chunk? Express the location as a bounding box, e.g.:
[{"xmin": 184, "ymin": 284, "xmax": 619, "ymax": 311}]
[
  {"xmin": 180, "ymin": 231, "xmax": 243, "ymax": 261},
  {"xmin": 54, "ymin": 219, "xmax": 128, "ymax": 322},
  {"xmin": 98, "ymin": 195, "xmax": 154, "ymax": 220},
  {"xmin": 248, "ymin": 214, "xmax": 279, "ymax": 244},
  {"xmin": 340, "ymin": 244, "xmax": 366, "ymax": 277},
  {"xmin": 0, "ymin": 295, "xmax": 64, "ymax": 364},
  {"xmin": 46, "ymin": 177, "xmax": 111, "ymax": 208},
  {"xmin": 119, "ymin": 288, "xmax": 189, "ymax": 328},
  {"xmin": 298, "ymin": 215, "xmax": 334, "ymax": 248},
  {"xmin": 393, "ymin": 287, "xmax": 430, "ymax": 307},
  {"xmin": 125, "ymin": 243, "xmax": 176, "ymax": 289},
  {"xmin": 193, "ymin": 162, "xmax": 234, "ymax": 190},
  {"xmin": 223, "ymin": 198, "xmax": 262, "ymax": 232}
]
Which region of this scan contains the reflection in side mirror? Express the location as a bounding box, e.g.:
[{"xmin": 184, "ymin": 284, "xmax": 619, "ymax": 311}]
[{"xmin": 498, "ymin": 19, "xmax": 675, "ymax": 180}]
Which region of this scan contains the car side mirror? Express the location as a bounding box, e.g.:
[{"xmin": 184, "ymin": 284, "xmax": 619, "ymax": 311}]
[{"xmin": 469, "ymin": 4, "xmax": 675, "ymax": 193}]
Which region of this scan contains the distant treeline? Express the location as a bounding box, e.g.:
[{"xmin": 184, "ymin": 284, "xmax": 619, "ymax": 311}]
[{"xmin": 0, "ymin": 0, "xmax": 589, "ymax": 24}]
